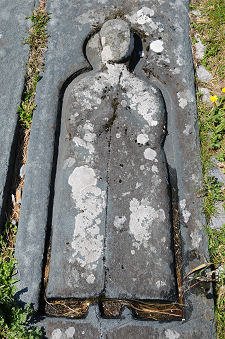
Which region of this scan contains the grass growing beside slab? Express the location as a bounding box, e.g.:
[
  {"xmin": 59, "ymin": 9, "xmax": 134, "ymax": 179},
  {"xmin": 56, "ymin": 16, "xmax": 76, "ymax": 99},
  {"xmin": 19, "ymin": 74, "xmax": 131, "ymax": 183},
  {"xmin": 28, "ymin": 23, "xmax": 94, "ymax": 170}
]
[
  {"xmin": 0, "ymin": 3, "xmax": 49, "ymax": 338},
  {"xmin": 0, "ymin": 224, "xmax": 42, "ymax": 338},
  {"xmin": 190, "ymin": 1, "xmax": 225, "ymax": 337},
  {"xmin": 18, "ymin": 8, "xmax": 49, "ymax": 128}
]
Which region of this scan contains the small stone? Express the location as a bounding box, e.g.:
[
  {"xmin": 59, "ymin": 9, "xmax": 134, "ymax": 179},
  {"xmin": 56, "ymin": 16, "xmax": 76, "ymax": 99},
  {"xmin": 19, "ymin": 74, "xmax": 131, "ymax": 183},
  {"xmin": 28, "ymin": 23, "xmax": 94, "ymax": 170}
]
[
  {"xmin": 196, "ymin": 65, "xmax": 212, "ymax": 82},
  {"xmin": 192, "ymin": 10, "xmax": 201, "ymax": 16},
  {"xmin": 209, "ymin": 202, "xmax": 225, "ymax": 229},
  {"xmin": 20, "ymin": 164, "xmax": 26, "ymax": 178},
  {"xmin": 195, "ymin": 39, "xmax": 205, "ymax": 60},
  {"xmin": 209, "ymin": 157, "xmax": 225, "ymax": 185},
  {"xmin": 11, "ymin": 194, "xmax": 16, "ymax": 206},
  {"xmin": 16, "ymin": 189, "xmax": 22, "ymax": 204},
  {"xmin": 199, "ymin": 87, "xmax": 211, "ymax": 104}
]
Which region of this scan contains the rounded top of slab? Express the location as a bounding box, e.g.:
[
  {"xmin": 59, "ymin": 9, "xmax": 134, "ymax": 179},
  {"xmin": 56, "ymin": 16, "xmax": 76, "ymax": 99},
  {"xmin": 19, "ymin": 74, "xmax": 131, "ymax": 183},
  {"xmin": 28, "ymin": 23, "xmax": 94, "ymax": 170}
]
[{"xmin": 100, "ymin": 19, "xmax": 134, "ymax": 63}]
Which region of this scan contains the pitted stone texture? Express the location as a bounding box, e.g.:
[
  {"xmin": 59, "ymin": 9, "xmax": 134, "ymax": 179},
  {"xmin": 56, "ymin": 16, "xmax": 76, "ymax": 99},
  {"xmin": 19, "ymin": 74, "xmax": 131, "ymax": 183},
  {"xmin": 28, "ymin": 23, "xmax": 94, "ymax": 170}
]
[
  {"xmin": 42, "ymin": 318, "xmax": 100, "ymax": 339},
  {"xmin": 209, "ymin": 157, "xmax": 225, "ymax": 229},
  {"xmin": 106, "ymin": 320, "xmax": 215, "ymax": 339},
  {"xmin": 194, "ymin": 35, "xmax": 206, "ymax": 60},
  {"xmin": 100, "ymin": 19, "xmax": 134, "ymax": 63},
  {"xmin": 196, "ymin": 65, "xmax": 212, "ymax": 82},
  {"xmin": 47, "ymin": 62, "xmax": 176, "ymax": 300},
  {"xmin": 199, "ymin": 87, "xmax": 211, "ymax": 104},
  {"xmin": 15, "ymin": 0, "xmax": 214, "ymax": 335},
  {"xmin": 0, "ymin": 0, "xmax": 34, "ymax": 226}
]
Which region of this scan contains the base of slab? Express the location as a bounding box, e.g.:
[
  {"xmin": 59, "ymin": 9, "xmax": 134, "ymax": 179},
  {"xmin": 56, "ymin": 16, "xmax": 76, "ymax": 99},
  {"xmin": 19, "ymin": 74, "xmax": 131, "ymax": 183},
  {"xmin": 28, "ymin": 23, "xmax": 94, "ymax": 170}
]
[
  {"xmin": 38, "ymin": 305, "xmax": 215, "ymax": 339},
  {"xmin": 45, "ymin": 298, "xmax": 184, "ymax": 321}
]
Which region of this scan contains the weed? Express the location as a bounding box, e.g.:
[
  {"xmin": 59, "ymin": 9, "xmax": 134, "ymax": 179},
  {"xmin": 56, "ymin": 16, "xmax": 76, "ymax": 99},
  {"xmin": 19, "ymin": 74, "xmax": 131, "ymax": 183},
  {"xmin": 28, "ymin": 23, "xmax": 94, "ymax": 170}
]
[
  {"xmin": 0, "ymin": 223, "xmax": 42, "ymax": 338},
  {"xmin": 190, "ymin": 0, "xmax": 225, "ymax": 81},
  {"xmin": 190, "ymin": 1, "xmax": 225, "ymax": 337},
  {"xmin": 0, "ymin": 4, "xmax": 49, "ymax": 338},
  {"xmin": 18, "ymin": 8, "xmax": 49, "ymax": 128}
]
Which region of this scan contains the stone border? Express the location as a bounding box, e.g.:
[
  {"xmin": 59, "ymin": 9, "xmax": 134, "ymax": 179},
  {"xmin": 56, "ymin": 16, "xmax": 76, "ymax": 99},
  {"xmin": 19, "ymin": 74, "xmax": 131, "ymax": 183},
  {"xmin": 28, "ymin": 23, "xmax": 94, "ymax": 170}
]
[
  {"xmin": 15, "ymin": 0, "xmax": 215, "ymax": 337},
  {"xmin": 0, "ymin": 0, "xmax": 35, "ymax": 228}
]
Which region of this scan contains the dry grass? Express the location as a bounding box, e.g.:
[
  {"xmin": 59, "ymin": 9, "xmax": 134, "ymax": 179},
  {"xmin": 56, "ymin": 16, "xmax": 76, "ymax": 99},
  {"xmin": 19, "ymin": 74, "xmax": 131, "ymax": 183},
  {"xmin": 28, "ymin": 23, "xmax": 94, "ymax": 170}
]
[{"xmin": 8, "ymin": 3, "xmax": 49, "ymax": 225}]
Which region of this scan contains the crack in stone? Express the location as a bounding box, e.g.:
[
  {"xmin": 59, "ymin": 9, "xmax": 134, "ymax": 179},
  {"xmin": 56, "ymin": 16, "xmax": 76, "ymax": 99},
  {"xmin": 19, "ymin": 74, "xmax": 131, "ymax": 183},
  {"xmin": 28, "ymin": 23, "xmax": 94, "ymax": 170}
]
[{"xmin": 102, "ymin": 98, "xmax": 120, "ymax": 295}]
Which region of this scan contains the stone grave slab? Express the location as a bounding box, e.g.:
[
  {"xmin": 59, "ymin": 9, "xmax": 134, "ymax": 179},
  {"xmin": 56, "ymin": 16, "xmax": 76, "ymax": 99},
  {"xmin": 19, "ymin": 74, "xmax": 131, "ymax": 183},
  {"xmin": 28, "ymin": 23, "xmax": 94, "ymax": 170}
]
[
  {"xmin": 46, "ymin": 22, "xmax": 176, "ymax": 301},
  {"xmin": 0, "ymin": 0, "xmax": 35, "ymax": 227},
  {"xmin": 15, "ymin": 0, "xmax": 215, "ymax": 337}
]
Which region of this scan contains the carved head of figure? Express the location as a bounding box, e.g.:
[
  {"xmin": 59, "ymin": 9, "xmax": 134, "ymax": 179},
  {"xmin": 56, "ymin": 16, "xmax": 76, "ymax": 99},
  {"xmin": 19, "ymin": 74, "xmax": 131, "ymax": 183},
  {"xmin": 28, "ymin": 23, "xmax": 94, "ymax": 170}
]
[{"xmin": 100, "ymin": 19, "xmax": 134, "ymax": 63}]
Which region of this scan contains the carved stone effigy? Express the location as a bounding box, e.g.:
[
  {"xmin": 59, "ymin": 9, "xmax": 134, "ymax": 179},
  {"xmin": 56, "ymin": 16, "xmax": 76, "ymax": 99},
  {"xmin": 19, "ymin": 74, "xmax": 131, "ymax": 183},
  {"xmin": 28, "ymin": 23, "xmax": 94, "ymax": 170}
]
[
  {"xmin": 47, "ymin": 20, "xmax": 176, "ymax": 303},
  {"xmin": 14, "ymin": 2, "xmax": 215, "ymax": 337}
]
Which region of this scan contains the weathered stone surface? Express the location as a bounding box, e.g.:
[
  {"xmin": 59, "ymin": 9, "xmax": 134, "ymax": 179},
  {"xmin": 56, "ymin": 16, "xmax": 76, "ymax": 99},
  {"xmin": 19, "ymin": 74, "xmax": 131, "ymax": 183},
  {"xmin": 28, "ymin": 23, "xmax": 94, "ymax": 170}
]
[
  {"xmin": 106, "ymin": 320, "xmax": 215, "ymax": 339},
  {"xmin": 0, "ymin": 0, "xmax": 34, "ymax": 226},
  {"xmin": 15, "ymin": 0, "xmax": 215, "ymax": 336},
  {"xmin": 209, "ymin": 157, "xmax": 225, "ymax": 229},
  {"xmin": 41, "ymin": 317, "xmax": 101, "ymax": 339},
  {"xmin": 47, "ymin": 21, "xmax": 176, "ymax": 300},
  {"xmin": 100, "ymin": 19, "xmax": 134, "ymax": 63},
  {"xmin": 196, "ymin": 65, "xmax": 212, "ymax": 82},
  {"xmin": 199, "ymin": 87, "xmax": 211, "ymax": 104},
  {"xmin": 195, "ymin": 35, "xmax": 205, "ymax": 60}
]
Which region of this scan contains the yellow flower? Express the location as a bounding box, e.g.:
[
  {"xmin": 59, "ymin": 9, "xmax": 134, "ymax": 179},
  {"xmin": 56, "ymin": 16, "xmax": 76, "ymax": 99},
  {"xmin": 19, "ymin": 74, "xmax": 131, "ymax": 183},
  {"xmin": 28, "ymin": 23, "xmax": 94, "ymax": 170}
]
[
  {"xmin": 210, "ymin": 95, "xmax": 218, "ymax": 102},
  {"xmin": 222, "ymin": 88, "xmax": 225, "ymax": 93}
]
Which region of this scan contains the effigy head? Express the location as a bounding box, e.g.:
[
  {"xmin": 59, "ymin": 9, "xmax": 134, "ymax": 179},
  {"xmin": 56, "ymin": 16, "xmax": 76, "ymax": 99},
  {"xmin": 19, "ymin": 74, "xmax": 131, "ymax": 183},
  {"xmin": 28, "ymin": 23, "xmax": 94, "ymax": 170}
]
[{"xmin": 100, "ymin": 19, "xmax": 134, "ymax": 63}]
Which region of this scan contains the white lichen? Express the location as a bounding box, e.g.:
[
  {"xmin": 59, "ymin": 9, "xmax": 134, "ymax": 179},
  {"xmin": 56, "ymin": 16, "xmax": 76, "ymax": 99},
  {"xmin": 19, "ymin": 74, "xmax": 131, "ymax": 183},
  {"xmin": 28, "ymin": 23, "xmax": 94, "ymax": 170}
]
[
  {"xmin": 190, "ymin": 229, "xmax": 202, "ymax": 248},
  {"xmin": 129, "ymin": 198, "xmax": 165, "ymax": 249},
  {"xmin": 137, "ymin": 133, "xmax": 149, "ymax": 144},
  {"xmin": 114, "ymin": 216, "xmax": 127, "ymax": 230},
  {"xmin": 179, "ymin": 199, "xmax": 191, "ymax": 223},
  {"xmin": 68, "ymin": 166, "xmax": 105, "ymax": 281},
  {"xmin": 144, "ymin": 148, "xmax": 157, "ymax": 160},
  {"xmin": 165, "ymin": 329, "xmax": 180, "ymax": 339},
  {"xmin": 150, "ymin": 40, "xmax": 164, "ymax": 53},
  {"xmin": 65, "ymin": 327, "xmax": 75, "ymax": 338}
]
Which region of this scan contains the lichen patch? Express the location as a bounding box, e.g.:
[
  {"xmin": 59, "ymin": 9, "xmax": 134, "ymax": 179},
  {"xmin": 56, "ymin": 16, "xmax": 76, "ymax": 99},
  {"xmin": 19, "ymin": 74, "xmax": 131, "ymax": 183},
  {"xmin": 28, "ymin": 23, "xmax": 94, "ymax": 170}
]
[
  {"xmin": 129, "ymin": 198, "xmax": 165, "ymax": 249},
  {"xmin": 144, "ymin": 148, "xmax": 157, "ymax": 160},
  {"xmin": 179, "ymin": 199, "xmax": 191, "ymax": 223},
  {"xmin": 137, "ymin": 133, "xmax": 149, "ymax": 144},
  {"xmin": 68, "ymin": 166, "xmax": 105, "ymax": 281},
  {"xmin": 150, "ymin": 40, "xmax": 164, "ymax": 53}
]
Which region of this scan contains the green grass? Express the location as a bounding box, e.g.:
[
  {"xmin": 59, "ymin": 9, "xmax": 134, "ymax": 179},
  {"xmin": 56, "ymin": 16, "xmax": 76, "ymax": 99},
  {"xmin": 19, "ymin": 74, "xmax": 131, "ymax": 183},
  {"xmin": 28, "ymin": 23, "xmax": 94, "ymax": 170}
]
[
  {"xmin": 0, "ymin": 6, "xmax": 49, "ymax": 338},
  {"xmin": 191, "ymin": 0, "xmax": 225, "ymax": 78},
  {"xmin": 197, "ymin": 95, "xmax": 225, "ymax": 221},
  {"xmin": 18, "ymin": 8, "xmax": 49, "ymax": 128},
  {"xmin": 207, "ymin": 225, "xmax": 225, "ymax": 338},
  {"xmin": 191, "ymin": 1, "xmax": 225, "ymax": 337},
  {"xmin": 0, "ymin": 223, "xmax": 42, "ymax": 338}
]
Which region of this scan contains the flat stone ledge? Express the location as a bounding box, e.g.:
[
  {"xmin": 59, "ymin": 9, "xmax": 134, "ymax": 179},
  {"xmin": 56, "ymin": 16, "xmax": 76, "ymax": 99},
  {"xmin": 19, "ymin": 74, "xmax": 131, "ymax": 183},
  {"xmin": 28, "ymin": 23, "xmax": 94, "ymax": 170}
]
[
  {"xmin": 38, "ymin": 305, "xmax": 215, "ymax": 338},
  {"xmin": 0, "ymin": 0, "xmax": 34, "ymax": 227}
]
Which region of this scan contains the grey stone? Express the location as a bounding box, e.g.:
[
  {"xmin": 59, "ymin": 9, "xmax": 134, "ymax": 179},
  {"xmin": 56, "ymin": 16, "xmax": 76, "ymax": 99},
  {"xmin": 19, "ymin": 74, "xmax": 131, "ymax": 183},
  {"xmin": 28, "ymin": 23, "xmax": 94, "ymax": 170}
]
[
  {"xmin": 209, "ymin": 157, "xmax": 225, "ymax": 186},
  {"xmin": 47, "ymin": 29, "xmax": 176, "ymax": 299},
  {"xmin": 209, "ymin": 157, "xmax": 225, "ymax": 229},
  {"xmin": 210, "ymin": 202, "xmax": 225, "ymax": 229},
  {"xmin": 195, "ymin": 37, "xmax": 205, "ymax": 60},
  {"xmin": 100, "ymin": 19, "xmax": 134, "ymax": 63},
  {"xmin": 20, "ymin": 164, "xmax": 26, "ymax": 178},
  {"xmin": 196, "ymin": 65, "xmax": 212, "ymax": 82},
  {"xmin": 0, "ymin": 0, "xmax": 34, "ymax": 227},
  {"xmin": 106, "ymin": 320, "xmax": 215, "ymax": 339},
  {"xmin": 192, "ymin": 10, "xmax": 201, "ymax": 16},
  {"xmin": 199, "ymin": 87, "xmax": 211, "ymax": 104},
  {"xmin": 15, "ymin": 0, "xmax": 214, "ymax": 336},
  {"xmin": 41, "ymin": 317, "xmax": 101, "ymax": 339}
]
